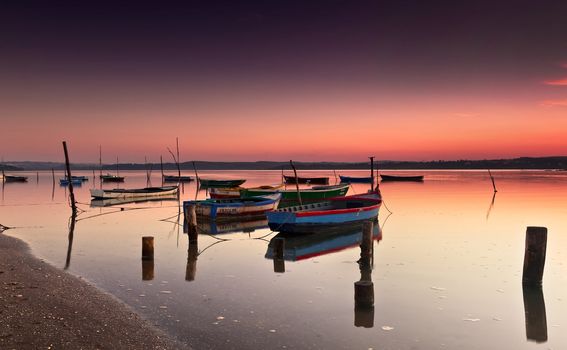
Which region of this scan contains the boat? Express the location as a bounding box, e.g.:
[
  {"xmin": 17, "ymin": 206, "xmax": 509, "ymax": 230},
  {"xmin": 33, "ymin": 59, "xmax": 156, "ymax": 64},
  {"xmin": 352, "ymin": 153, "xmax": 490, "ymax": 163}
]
[
  {"xmin": 90, "ymin": 185, "xmax": 179, "ymax": 199},
  {"xmin": 100, "ymin": 174, "xmax": 125, "ymax": 182},
  {"xmin": 265, "ymin": 221, "xmax": 381, "ymax": 261},
  {"xmin": 380, "ymin": 174, "xmax": 424, "ymax": 182},
  {"xmin": 59, "ymin": 178, "xmax": 83, "ymax": 186},
  {"xmin": 90, "ymin": 193, "xmax": 179, "ymax": 207},
  {"xmin": 209, "ymin": 184, "xmax": 284, "ymax": 199},
  {"xmin": 198, "ymin": 179, "xmax": 246, "ymax": 188},
  {"xmin": 242, "ymin": 183, "xmax": 350, "ymax": 204},
  {"xmin": 266, "ymin": 191, "xmax": 381, "ymax": 234},
  {"xmin": 3, "ymin": 175, "xmax": 28, "ymax": 182},
  {"xmin": 183, "ymin": 193, "xmax": 282, "ymax": 220},
  {"xmin": 70, "ymin": 175, "xmax": 89, "ymax": 182},
  {"xmin": 339, "ymin": 175, "xmax": 374, "ymax": 183},
  {"xmin": 283, "ymin": 175, "xmax": 329, "ymax": 185},
  {"xmin": 163, "ymin": 174, "xmax": 193, "ymax": 182}
]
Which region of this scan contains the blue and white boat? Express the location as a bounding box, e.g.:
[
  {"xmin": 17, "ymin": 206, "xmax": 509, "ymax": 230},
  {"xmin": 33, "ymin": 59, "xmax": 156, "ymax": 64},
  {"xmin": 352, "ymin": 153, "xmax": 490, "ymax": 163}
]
[
  {"xmin": 267, "ymin": 191, "xmax": 381, "ymax": 234},
  {"xmin": 183, "ymin": 193, "xmax": 282, "ymax": 220}
]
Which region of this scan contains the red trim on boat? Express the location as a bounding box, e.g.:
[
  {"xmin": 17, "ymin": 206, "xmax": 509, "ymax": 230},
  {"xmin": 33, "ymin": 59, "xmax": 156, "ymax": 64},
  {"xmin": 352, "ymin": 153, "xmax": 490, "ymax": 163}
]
[{"xmin": 295, "ymin": 204, "xmax": 380, "ymax": 217}]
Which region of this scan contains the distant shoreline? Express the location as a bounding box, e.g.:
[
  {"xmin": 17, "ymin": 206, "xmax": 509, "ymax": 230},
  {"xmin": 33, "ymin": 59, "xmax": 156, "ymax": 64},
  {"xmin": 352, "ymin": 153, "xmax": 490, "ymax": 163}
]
[{"xmin": 2, "ymin": 156, "xmax": 567, "ymax": 171}]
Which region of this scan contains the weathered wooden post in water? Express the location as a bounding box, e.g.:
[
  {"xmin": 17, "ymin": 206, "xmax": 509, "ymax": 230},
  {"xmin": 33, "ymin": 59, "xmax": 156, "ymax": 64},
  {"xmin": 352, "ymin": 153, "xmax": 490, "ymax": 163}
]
[
  {"xmin": 289, "ymin": 160, "xmax": 302, "ymax": 205},
  {"xmin": 62, "ymin": 141, "xmax": 77, "ymax": 214},
  {"xmin": 141, "ymin": 236, "xmax": 155, "ymax": 280},
  {"xmin": 522, "ymin": 226, "xmax": 548, "ymax": 343},
  {"xmin": 186, "ymin": 204, "xmax": 198, "ymax": 243},
  {"xmin": 354, "ymin": 221, "xmax": 375, "ymax": 328},
  {"xmin": 273, "ymin": 237, "xmax": 285, "ymax": 273},
  {"xmin": 369, "ymin": 156, "xmax": 375, "ymax": 191},
  {"xmin": 522, "ymin": 226, "xmax": 547, "ymax": 285}
]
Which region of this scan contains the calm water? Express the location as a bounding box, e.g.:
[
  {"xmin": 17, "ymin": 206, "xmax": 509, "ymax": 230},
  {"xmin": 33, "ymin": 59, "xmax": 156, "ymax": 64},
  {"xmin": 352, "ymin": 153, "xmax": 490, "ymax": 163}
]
[{"xmin": 2, "ymin": 170, "xmax": 567, "ymax": 349}]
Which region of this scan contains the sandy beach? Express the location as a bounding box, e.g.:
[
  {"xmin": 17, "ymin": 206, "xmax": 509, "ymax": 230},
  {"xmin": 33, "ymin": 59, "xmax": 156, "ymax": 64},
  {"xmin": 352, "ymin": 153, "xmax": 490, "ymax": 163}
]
[{"xmin": 0, "ymin": 232, "xmax": 188, "ymax": 350}]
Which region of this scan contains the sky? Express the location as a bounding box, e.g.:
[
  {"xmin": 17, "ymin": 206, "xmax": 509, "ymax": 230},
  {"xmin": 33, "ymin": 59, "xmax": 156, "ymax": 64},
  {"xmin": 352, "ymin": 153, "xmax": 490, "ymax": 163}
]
[{"xmin": 1, "ymin": 0, "xmax": 567, "ymax": 163}]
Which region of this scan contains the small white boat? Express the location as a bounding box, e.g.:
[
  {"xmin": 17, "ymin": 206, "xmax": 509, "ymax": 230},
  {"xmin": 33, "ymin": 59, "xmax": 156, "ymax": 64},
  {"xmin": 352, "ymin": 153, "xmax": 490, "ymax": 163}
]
[{"xmin": 90, "ymin": 186, "xmax": 179, "ymax": 199}]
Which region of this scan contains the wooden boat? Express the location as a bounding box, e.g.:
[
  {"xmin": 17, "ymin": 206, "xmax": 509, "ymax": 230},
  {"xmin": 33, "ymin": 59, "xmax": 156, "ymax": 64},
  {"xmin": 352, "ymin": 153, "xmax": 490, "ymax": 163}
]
[
  {"xmin": 265, "ymin": 221, "xmax": 381, "ymax": 261},
  {"xmin": 198, "ymin": 179, "xmax": 246, "ymax": 188},
  {"xmin": 163, "ymin": 174, "xmax": 193, "ymax": 182},
  {"xmin": 3, "ymin": 175, "xmax": 28, "ymax": 182},
  {"xmin": 242, "ymin": 183, "xmax": 350, "ymax": 204},
  {"xmin": 209, "ymin": 184, "xmax": 284, "ymax": 199},
  {"xmin": 267, "ymin": 191, "xmax": 381, "ymax": 234},
  {"xmin": 100, "ymin": 174, "xmax": 125, "ymax": 182},
  {"xmin": 90, "ymin": 193, "xmax": 179, "ymax": 207},
  {"xmin": 59, "ymin": 178, "xmax": 83, "ymax": 186},
  {"xmin": 339, "ymin": 175, "xmax": 374, "ymax": 183},
  {"xmin": 380, "ymin": 174, "xmax": 424, "ymax": 182},
  {"xmin": 90, "ymin": 185, "xmax": 179, "ymax": 199},
  {"xmin": 283, "ymin": 175, "xmax": 329, "ymax": 185},
  {"xmin": 183, "ymin": 193, "xmax": 281, "ymax": 220}
]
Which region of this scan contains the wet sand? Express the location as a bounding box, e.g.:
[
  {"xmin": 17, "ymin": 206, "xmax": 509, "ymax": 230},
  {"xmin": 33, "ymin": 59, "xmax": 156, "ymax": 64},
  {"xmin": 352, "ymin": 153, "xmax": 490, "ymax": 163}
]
[{"xmin": 0, "ymin": 232, "xmax": 189, "ymax": 350}]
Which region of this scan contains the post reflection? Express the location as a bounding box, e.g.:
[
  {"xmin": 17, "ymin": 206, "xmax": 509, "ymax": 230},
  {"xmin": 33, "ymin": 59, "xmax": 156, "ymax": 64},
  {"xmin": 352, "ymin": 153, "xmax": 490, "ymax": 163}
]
[
  {"xmin": 186, "ymin": 238, "xmax": 198, "ymax": 281},
  {"xmin": 142, "ymin": 260, "xmax": 155, "ymax": 280},
  {"xmin": 64, "ymin": 210, "xmax": 77, "ymax": 270},
  {"xmin": 523, "ymin": 284, "xmax": 548, "ymax": 343},
  {"xmin": 354, "ymin": 221, "xmax": 375, "ymax": 328}
]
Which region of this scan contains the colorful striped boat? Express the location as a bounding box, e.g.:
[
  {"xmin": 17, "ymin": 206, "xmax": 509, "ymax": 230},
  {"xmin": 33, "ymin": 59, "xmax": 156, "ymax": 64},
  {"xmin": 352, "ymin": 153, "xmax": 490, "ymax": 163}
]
[
  {"xmin": 184, "ymin": 193, "xmax": 281, "ymax": 220},
  {"xmin": 209, "ymin": 184, "xmax": 284, "ymax": 199},
  {"xmin": 266, "ymin": 191, "xmax": 381, "ymax": 234}
]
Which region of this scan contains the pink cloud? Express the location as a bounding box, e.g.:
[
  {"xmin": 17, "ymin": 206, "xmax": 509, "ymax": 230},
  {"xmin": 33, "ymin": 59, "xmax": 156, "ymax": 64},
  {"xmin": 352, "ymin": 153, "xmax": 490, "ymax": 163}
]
[
  {"xmin": 541, "ymin": 99, "xmax": 567, "ymax": 107},
  {"xmin": 544, "ymin": 78, "xmax": 567, "ymax": 86}
]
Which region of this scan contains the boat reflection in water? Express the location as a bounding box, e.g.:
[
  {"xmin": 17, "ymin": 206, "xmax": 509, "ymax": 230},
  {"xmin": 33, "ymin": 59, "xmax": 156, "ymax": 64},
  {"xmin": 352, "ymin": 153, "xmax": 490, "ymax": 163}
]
[
  {"xmin": 266, "ymin": 220, "xmax": 381, "ymax": 327},
  {"xmin": 183, "ymin": 216, "xmax": 268, "ymax": 235},
  {"xmin": 90, "ymin": 194, "xmax": 179, "ymax": 207}
]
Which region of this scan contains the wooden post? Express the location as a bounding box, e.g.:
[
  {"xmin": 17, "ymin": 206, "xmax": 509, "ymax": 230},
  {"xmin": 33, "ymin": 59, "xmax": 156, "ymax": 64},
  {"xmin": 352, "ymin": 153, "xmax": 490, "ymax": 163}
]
[
  {"xmin": 186, "ymin": 240, "xmax": 198, "ymax": 281},
  {"xmin": 142, "ymin": 236, "xmax": 154, "ymax": 260},
  {"xmin": 522, "ymin": 226, "xmax": 547, "ymax": 286},
  {"xmin": 142, "ymin": 260, "xmax": 154, "ymax": 280},
  {"xmin": 1, "ymin": 169, "xmax": 5, "ymax": 183},
  {"xmin": 289, "ymin": 160, "xmax": 302, "ymax": 205},
  {"xmin": 36, "ymin": 172, "xmax": 39, "ymax": 183},
  {"xmin": 176, "ymin": 137, "xmax": 181, "ymax": 179},
  {"xmin": 92, "ymin": 169, "xmax": 95, "ymax": 182},
  {"xmin": 192, "ymin": 161, "xmax": 199, "ymax": 184},
  {"xmin": 488, "ymin": 169, "xmax": 497, "ymax": 192},
  {"xmin": 522, "ymin": 284, "xmax": 548, "ymax": 342},
  {"xmin": 369, "ymin": 156, "xmax": 375, "ymax": 191},
  {"xmin": 333, "ymin": 169, "xmax": 338, "ymax": 184},
  {"xmin": 355, "ymin": 220, "xmax": 374, "ymax": 325},
  {"xmin": 354, "ymin": 281, "xmax": 374, "ymax": 307},
  {"xmin": 62, "ymin": 141, "xmax": 77, "ymax": 214},
  {"xmin": 187, "ymin": 205, "xmax": 198, "ymax": 243},
  {"xmin": 51, "ymin": 168, "xmax": 55, "ymax": 186},
  {"xmin": 99, "ymin": 145, "xmax": 102, "ymax": 178},
  {"xmin": 273, "ymin": 237, "xmax": 285, "ymax": 273},
  {"xmin": 116, "ymin": 156, "xmax": 119, "ymax": 177},
  {"xmin": 160, "ymin": 155, "xmax": 164, "ymax": 180},
  {"xmin": 361, "ymin": 221, "xmax": 373, "ymax": 257}
]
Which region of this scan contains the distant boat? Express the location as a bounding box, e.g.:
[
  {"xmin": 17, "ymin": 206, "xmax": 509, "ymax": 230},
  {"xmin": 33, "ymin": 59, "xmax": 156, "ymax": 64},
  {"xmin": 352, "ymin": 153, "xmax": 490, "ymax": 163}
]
[
  {"xmin": 339, "ymin": 175, "xmax": 374, "ymax": 184},
  {"xmin": 90, "ymin": 185, "xmax": 179, "ymax": 199},
  {"xmin": 90, "ymin": 193, "xmax": 179, "ymax": 207},
  {"xmin": 183, "ymin": 193, "xmax": 281, "ymax": 220},
  {"xmin": 380, "ymin": 174, "xmax": 424, "ymax": 182},
  {"xmin": 265, "ymin": 221, "xmax": 381, "ymax": 261},
  {"xmin": 100, "ymin": 174, "xmax": 125, "ymax": 183},
  {"xmin": 163, "ymin": 174, "xmax": 193, "ymax": 182},
  {"xmin": 242, "ymin": 183, "xmax": 350, "ymax": 204},
  {"xmin": 3, "ymin": 175, "xmax": 28, "ymax": 182},
  {"xmin": 267, "ymin": 191, "xmax": 381, "ymax": 234},
  {"xmin": 209, "ymin": 184, "xmax": 284, "ymax": 199},
  {"xmin": 198, "ymin": 179, "xmax": 246, "ymax": 188},
  {"xmin": 59, "ymin": 178, "xmax": 83, "ymax": 186},
  {"xmin": 283, "ymin": 175, "xmax": 329, "ymax": 185}
]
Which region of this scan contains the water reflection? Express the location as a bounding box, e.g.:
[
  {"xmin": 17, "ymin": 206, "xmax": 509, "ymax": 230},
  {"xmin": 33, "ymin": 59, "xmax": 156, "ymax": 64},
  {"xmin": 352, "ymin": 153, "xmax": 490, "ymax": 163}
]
[
  {"xmin": 64, "ymin": 210, "xmax": 77, "ymax": 270},
  {"xmin": 522, "ymin": 285, "xmax": 548, "ymax": 343}
]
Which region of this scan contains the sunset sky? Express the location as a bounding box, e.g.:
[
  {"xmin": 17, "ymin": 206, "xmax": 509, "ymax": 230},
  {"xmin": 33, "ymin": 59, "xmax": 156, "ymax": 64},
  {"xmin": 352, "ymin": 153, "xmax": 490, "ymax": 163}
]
[{"xmin": 1, "ymin": 1, "xmax": 567, "ymax": 163}]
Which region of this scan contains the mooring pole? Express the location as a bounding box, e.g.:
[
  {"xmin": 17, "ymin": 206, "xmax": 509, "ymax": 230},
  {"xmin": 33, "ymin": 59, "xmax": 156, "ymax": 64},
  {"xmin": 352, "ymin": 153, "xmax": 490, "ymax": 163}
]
[
  {"xmin": 62, "ymin": 141, "xmax": 77, "ymax": 214},
  {"xmin": 289, "ymin": 160, "xmax": 302, "ymax": 205},
  {"xmin": 523, "ymin": 226, "xmax": 547, "ymax": 286},
  {"xmin": 488, "ymin": 169, "xmax": 497, "ymax": 192},
  {"xmin": 369, "ymin": 156, "xmax": 375, "ymax": 191},
  {"xmin": 273, "ymin": 237, "xmax": 285, "ymax": 273},
  {"xmin": 192, "ymin": 161, "xmax": 199, "ymax": 185}
]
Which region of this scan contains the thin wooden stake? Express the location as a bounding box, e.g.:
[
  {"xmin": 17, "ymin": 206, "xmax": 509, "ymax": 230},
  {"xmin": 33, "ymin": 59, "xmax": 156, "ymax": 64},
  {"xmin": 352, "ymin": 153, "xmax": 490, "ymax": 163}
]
[
  {"xmin": 488, "ymin": 169, "xmax": 497, "ymax": 192},
  {"xmin": 369, "ymin": 156, "xmax": 375, "ymax": 191},
  {"xmin": 192, "ymin": 161, "xmax": 199, "ymax": 184},
  {"xmin": 176, "ymin": 137, "xmax": 181, "ymax": 179},
  {"xmin": 62, "ymin": 141, "xmax": 77, "ymax": 214},
  {"xmin": 160, "ymin": 155, "xmax": 164, "ymax": 178},
  {"xmin": 51, "ymin": 168, "xmax": 55, "ymax": 186},
  {"xmin": 289, "ymin": 160, "xmax": 302, "ymax": 205}
]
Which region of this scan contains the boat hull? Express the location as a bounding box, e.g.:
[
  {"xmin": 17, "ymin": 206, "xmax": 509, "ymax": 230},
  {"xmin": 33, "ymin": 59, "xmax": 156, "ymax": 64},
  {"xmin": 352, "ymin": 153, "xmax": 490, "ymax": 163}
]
[
  {"xmin": 163, "ymin": 175, "xmax": 193, "ymax": 182},
  {"xmin": 100, "ymin": 174, "xmax": 125, "ymax": 183},
  {"xmin": 380, "ymin": 174, "xmax": 424, "ymax": 182},
  {"xmin": 183, "ymin": 194, "xmax": 281, "ymax": 220},
  {"xmin": 267, "ymin": 192, "xmax": 381, "ymax": 234},
  {"xmin": 90, "ymin": 186, "xmax": 179, "ymax": 199},
  {"xmin": 339, "ymin": 175, "xmax": 373, "ymax": 183},
  {"xmin": 4, "ymin": 175, "xmax": 28, "ymax": 182},
  {"xmin": 243, "ymin": 184, "xmax": 349, "ymax": 203},
  {"xmin": 283, "ymin": 175, "xmax": 329, "ymax": 185},
  {"xmin": 199, "ymin": 179, "xmax": 246, "ymax": 188}
]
